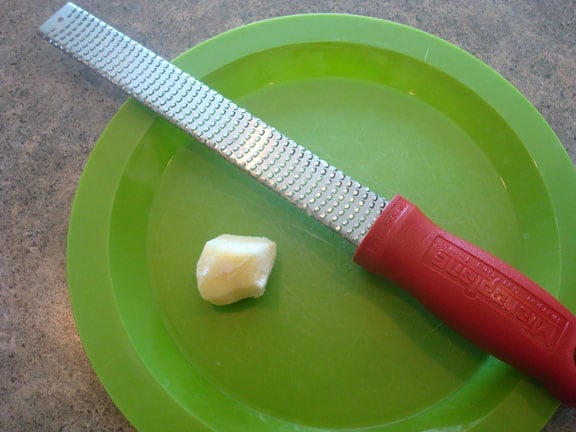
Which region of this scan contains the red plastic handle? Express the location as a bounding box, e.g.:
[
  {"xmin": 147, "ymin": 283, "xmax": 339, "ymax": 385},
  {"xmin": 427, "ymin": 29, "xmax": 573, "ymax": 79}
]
[{"xmin": 354, "ymin": 195, "xmax": 576, "ymax": 406}]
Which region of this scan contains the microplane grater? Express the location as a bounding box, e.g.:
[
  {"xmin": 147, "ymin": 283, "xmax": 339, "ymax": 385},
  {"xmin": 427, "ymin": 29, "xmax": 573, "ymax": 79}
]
[
  {"xmin": 39, "ymin": 2, "xmax": 387, "ymax": 245},
  {"xmin": 40, "ymin": 2, "xmax": 576, "ymax": 407}
]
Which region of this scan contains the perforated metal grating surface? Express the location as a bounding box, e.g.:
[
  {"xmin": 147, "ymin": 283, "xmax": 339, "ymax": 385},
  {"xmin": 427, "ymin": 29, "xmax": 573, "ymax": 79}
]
[{"xmin": 39, "ymin": 2, "xmax": 388, "ymax": 244}]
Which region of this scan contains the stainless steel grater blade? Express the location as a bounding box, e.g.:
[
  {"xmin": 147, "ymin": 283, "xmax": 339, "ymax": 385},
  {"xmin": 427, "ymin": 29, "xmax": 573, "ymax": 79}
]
[
  {"xmin": 40, "ymin": 3, "xmax": 576, "ymax": 407},
  {"xmin": 39, "ymin": 2, "xmax": 388, "ymax": 245}
]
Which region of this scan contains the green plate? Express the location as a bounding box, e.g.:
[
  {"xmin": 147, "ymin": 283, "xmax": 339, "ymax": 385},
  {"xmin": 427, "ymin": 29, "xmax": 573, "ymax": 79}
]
[{"xmin": 67, "ymin": 14, "xmax": 576, "ymax": 431}]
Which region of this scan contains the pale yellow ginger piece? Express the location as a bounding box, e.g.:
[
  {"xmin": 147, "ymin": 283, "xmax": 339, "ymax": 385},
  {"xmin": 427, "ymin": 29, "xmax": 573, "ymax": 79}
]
[{"xmin": 196, "ymin": 234, "xmax": 277, "ymax": 305}]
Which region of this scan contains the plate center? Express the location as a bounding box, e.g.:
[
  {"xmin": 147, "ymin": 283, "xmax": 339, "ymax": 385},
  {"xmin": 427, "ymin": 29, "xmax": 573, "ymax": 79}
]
[{"xmin": 144, "ymin": 76, "xmax": 517, "ymax": 427}]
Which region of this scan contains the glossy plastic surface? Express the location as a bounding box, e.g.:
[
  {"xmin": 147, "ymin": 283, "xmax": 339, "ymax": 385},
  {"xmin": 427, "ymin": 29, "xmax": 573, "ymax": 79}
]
[
  {"xmin": 354, "ymin": 195, "xmax": 576, "ymax": 406},
  {"xmin": 67, "ymin": 14, "xmax": 576, "ymax": 432}
]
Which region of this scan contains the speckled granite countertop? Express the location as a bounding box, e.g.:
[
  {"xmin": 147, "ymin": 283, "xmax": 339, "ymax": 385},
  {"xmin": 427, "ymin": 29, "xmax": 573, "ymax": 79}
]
[{"xmin": 1, "ymin": 1, "xmax": 575, "ymax": 431}]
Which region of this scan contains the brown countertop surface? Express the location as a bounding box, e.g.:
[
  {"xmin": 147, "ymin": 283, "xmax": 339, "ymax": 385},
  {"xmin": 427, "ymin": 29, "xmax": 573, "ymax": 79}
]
[{"xmin": 1, "ymin": 1, "xmax": 575, "ymax": 430}]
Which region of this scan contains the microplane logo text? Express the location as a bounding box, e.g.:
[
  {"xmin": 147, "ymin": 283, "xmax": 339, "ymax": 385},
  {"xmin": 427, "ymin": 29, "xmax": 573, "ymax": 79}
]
[{"xmin": 424, "ymin": 237, "xmax": 565, "ymax": 351}]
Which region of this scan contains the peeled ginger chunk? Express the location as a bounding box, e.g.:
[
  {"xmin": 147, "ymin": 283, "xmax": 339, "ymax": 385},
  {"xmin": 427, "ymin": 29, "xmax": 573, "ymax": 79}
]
[{"xmin": 196, "ymin": 234, "xmax": 277, "ymax": 305}]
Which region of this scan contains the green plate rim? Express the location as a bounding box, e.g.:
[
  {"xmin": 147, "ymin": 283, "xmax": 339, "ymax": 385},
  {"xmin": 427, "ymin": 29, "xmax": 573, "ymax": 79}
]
[{"xmin": 67, "ymin": 13, "xmax": 576, "ymax": 431}]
